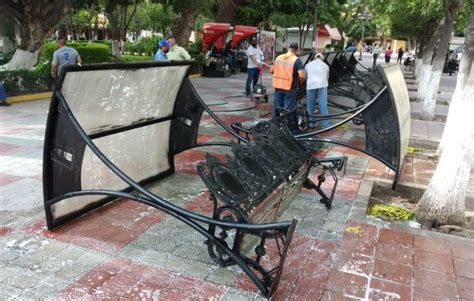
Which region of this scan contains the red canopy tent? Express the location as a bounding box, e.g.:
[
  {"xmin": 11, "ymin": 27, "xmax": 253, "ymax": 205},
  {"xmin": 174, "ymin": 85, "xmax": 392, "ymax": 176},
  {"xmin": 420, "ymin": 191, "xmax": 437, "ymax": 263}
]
[
  {"xmin": 202, "ymin": 23, "xmax": 233, "ymax": 51},
  {"xmin": 231, "ymin": 25, "xmax": 257, "ymax": 48}
]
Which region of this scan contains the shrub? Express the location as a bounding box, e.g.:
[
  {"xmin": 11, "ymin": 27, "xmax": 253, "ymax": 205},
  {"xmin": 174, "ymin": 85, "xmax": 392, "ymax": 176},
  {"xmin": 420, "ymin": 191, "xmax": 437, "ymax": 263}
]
[
  {"xmin": 368, "ymin": 204, "xmax": 414, "ymax": 221},
  {"xmin": 0, "ymin": 69, "xmax": 50, "ymax": 96},
  {"xmin": 39, "ymin": 41, "xmax": 111, "ymax": 65},
  {"xmin": 120, "ymin": 55, "xmax": 153, "ymax": 62}
]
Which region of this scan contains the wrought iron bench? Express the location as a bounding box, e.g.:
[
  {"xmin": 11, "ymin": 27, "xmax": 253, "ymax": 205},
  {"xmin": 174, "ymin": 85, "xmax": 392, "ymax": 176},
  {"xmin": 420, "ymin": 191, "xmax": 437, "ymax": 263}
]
[{"xmin": 43, "ymin": 59, "xmax": 409, "ymax": 298}]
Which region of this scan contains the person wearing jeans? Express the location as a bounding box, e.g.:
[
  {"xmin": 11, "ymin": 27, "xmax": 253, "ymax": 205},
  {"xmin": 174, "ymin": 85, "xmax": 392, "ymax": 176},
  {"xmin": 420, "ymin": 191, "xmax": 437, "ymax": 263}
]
[
  {"xmin": 305, "ymin": 53, "xmax": 330, "ymax": 129},
  {"xmin": 245, "ymin": 37, "xmax": 262, "ymax": 96},
  {"xmin": 270, "ymin": 43, "xmax": 305, "ymax": 120}
]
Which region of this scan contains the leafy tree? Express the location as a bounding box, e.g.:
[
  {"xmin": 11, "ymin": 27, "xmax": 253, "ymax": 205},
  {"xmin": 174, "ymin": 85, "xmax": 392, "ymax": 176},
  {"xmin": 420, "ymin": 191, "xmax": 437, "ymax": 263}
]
[
  {"xmin": 168, "ymin": 0, "xmax": 215, "ymax": 47},
  {"xmin": 0, "ymin": 0, "xmax": 73, "ymax": 70},
  {"xmin": 129, "ymin": 2, "xmax": 175, "ymax": 38},
  {"xmin": 104, "ymin": 0, "xmax": 139, "ymax": 57}
]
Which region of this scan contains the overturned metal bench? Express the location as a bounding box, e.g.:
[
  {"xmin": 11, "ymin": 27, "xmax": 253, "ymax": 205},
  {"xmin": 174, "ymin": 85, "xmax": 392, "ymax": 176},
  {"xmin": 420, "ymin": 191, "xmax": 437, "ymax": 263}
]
[{"xmin": 43, "ymin": 59, "xmax": 409, "ymax": 298}]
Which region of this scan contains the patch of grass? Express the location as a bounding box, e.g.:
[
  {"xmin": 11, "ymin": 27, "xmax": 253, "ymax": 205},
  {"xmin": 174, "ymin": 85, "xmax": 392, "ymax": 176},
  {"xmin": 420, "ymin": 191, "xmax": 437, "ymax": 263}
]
[
  {"xmin": 407, "ymin": 146, "xmax": 423, "ymax": 155},
  {"xmin": 368, "ymin": 204, "xmax": 414, "ymax": 221},
  {"xmin": 120, "ymin": 55, "xmax": 153, "ymax": 62}
]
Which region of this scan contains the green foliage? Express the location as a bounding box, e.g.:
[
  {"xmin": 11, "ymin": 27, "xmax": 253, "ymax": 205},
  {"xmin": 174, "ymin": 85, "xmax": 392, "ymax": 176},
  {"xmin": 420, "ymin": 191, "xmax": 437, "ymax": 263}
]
[
  {"xmin": 39, "ymin": 41, "xmax": 111, "ymax": 65},
  {"xmin": 71, "ymin": 8, "xmax": 94, "ymax": 29},
  {"xmin": 123, "ymin": 36, "xmax": 163, "ymax": 56},
  {"xmin": 0, "ymin": 70, "xmax": 50, "ymax": 96},
  {"xmin": 383, "ymin": 0, "xmax": 443, "ymax": 40},
  {"xmin": 368, "ymin": 204, "xmax": 415, "ymax": 221},
  {"xmin": 120, "ymin": 54, "xmax": 152, "ymax": 62},
  {"xmin": 454, "ymin": 1, "xmax": 474, "ymax": 36},
  {"xmin": 129, "ymin": 2, "xmax": 175, "ymax": 34}
]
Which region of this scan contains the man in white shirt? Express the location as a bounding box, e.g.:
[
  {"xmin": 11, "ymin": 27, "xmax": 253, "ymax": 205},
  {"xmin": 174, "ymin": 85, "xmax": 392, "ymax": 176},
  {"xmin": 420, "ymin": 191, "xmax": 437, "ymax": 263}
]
[
  {"xmin": 305, "ymin": 53, "xmax": 330, "ymax": 129},
  {"xmin": 245, "ymin": 37, "xmax": 262, "ymax": 97},
  {"xmin": 372, "ymin": 44, "xmax": 382, "ymax": 67}
]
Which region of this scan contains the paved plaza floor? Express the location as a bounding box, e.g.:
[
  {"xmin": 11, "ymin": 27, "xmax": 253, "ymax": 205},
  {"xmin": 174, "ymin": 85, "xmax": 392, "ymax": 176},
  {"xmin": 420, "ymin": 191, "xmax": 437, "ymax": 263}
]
[{"xmin": 0, "ymin": 58, "xmax": 473, "ymax": 300}]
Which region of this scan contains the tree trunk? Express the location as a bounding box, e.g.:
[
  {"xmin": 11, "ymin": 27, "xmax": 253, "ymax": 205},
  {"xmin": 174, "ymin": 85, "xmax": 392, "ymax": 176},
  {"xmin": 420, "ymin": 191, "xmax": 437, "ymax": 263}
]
[
  {"xmin": 420, "ymin": 0, "xmax": 460, "ymax": 120},
  {"xmin": 106, "ymin": 11, "xmax": 121, "ymax": 57},
  {"xmin": 437, "ymin": 8, "xmax": 474, "ymax": 156},
  {"xmin": 0, "ymin": 0, "xmax": 72, "ymax": 70},
  {"xmin": 416, "ymin": 16, "xmax": 444, "ymax": 100},
  {"xmin": 415, "ymin": 8, "xmax": 474, "ymax": 228},
  {"xmin": 170, "ymin": 8, "xmax": 196, "ymax": 47},
  {"xmin": 215, "ymin": 0, "xmax": 246, "ymax": 23},
  {"xmin": 415, "ymin": 66, "xmax": 473, "ymax": 228}
]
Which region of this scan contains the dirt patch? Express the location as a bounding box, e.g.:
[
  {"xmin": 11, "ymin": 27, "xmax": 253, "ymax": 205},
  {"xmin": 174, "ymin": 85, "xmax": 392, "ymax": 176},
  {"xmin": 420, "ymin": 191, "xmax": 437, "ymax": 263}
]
[{"xmin": 368, "ymin": 182, "xmax": 474, "ymax": 239}]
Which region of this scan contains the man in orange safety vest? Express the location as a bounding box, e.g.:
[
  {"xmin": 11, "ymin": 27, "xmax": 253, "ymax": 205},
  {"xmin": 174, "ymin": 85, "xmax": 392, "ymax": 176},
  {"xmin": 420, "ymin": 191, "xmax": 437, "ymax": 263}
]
[{"xmin": 270, "ymin": 42, "xmax": 305, "ymax": 119}]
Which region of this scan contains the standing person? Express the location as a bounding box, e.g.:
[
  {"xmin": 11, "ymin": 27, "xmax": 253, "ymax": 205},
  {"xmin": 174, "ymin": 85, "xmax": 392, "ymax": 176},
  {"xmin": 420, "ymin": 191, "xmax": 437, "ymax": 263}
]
[
  {"xmin": 154, "ymin": 39, "xmax": 169, "ymax": 61},
  {"xmin": 270, "ymin": 42, "xmax": 305, "ymax": 119},
  {"xmin": 245, "ymin": 37, "xmax": 261, "ymax": 97},
  {"xmin": 167, "ymin": 37, "xmax": 191, "ymax": 61},
  {"xmin": 224, "ymin": 41, "xmax": 236, "ymax": 68},
  {"xmin": 305, "ymin": 53, "xmax": 330, "ymax": 129},
  {"xmin": 384, "ymin": 47, "xmax": 393, "ymax": 64},
  {"xmin": 0, "ymin": 81, "xmax": 10, "ymax": 106},
  {"xmin": 372, "ymin": 44, "xmax": 381, "ymax": 67},
  {"xmin": 396, "ymin": 47, "xmax": 404, "ymax": 64},
  {"xmin": 51, "ymin": 37, "xmax": 82, "ymax": 81},
  {"xmin": 447, "ymin": 50, "xmax": 458, "ymax": 76}
]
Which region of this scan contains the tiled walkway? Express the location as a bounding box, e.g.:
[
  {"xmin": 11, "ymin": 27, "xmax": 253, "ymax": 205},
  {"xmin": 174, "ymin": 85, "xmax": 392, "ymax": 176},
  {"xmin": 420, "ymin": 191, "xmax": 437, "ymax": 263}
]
[{"xmin": 0, "ymin": 61, "xmax": 473, "ymax": 300}]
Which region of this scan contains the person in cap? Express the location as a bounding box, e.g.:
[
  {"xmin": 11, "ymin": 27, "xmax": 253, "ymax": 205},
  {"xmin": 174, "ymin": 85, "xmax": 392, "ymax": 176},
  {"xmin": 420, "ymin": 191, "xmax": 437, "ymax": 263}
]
[
  {"xmin": 270, "ymin": 42, "xmax": 305, "ymax": 119},
  {"xmin": 245, "ymin": 36, "xmax": 262, "ymax": 97},
  {"xmin": 305, "ymin": 53, "xmax": 330, "ymax": 129},
  {"xmin": 154, "ymin": 39, "xmax": 170, "ymax": 61},
  {"xmin": 167, "ymin": 37, "xmax": 191, "ymax": 61}
]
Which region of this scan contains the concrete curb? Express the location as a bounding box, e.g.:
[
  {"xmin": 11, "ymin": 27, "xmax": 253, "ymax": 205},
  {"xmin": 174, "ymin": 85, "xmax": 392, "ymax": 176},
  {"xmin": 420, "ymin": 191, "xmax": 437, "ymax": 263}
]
[{"xmin": 7, "ymin": 92, "xmax": 52, "ymax": 103}]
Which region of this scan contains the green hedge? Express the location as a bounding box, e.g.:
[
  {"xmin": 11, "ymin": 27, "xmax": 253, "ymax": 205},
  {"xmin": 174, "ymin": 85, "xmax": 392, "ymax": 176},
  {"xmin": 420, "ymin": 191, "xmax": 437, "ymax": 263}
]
[
  {"xmin": 39, "ymin": 41, "xmax": 111, "ymax": 65},
  {"xmin": 0, "ymin": 70, "xmax": 50, "ymax": 96}
]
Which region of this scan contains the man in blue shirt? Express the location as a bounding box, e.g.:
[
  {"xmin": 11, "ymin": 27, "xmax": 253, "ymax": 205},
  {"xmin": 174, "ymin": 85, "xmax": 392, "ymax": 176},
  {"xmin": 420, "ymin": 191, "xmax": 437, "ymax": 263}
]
[{"xmin": 154, "ymin": 39, "xmax": 170, "ymax": 61}]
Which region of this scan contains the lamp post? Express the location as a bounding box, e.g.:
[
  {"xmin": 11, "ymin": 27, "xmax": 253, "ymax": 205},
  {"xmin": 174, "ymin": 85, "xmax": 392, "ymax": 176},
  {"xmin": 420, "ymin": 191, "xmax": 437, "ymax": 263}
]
[{"xmin": 357, "ymin": 11, "xmax": 372, "ymax": 60}]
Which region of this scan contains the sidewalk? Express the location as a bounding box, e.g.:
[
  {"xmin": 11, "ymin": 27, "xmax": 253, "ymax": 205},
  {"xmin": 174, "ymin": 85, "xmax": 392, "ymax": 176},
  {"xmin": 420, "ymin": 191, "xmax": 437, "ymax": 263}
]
[{"xmin": 0, "ymin": 61, "xmax": 473, "ymax": 300}]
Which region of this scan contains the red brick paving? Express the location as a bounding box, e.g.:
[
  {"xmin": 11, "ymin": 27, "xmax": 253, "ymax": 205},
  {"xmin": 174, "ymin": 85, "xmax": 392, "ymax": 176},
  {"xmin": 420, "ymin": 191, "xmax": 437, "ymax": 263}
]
[
  {"xmin": 373, "ymin": 258, "xmax": 412, "ymax": 285},
  {"xmin": 413, "ymin": 268, "xmax": 457, "ymax": 297},
  {"xmin": 369, "ymin": 278, "xmax": 412, "ymax": 300},
  {"xmin": 456, "ymin": 276, "xmax": 474, "ymax": 299},
  {"xmin": 451, "ymin": 241, "xmax": 474, "ymax": 260},
  {"xmin": 56, "ymin": 257, "xmax": 227, "ymax": 300},
  {"xmin": 453, "ymin": 257, "xmax": 474, "ymax": 279},
  {"xmin": 414, "ymin": 250, "xmax": 454, "ymax": 274},
  {"xmin": 0, "ymin": 226, "xmax": 11, "ymax": 236},
  {"xmin": 174, "ymin": 150, "xmax": 226, "ymax": 175},
  {"xmin": 197, "ymin": 134, "xmax": 214, "ymax": 144},
  {"xmin": 234, "ymin": 235, "xmax": 336, "ymax": 299},
  {"xmin": 0, "ymin": 172, "xmax": 23, "ymax": 185},
  {"xmin": 23, "ymin": 199, "xmax": 166, "ymax": 254},
  {"xmin": 378, "ymin": 228, "xmax": 413, "ymax": 248},
  {"xmin": 322, "ymin": 221, "xmax": 474, "ymax": 300}
]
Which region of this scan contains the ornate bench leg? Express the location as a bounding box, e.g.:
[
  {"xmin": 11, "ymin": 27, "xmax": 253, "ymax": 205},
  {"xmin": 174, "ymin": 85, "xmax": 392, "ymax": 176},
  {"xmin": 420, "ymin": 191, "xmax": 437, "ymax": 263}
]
[
  {"xmin": 205, "ymin": 203, "xmax": 298, "ymax": 298},
  {"xmin": 304, "ymin": 156, "xmax": 347, "ymax": 209}
]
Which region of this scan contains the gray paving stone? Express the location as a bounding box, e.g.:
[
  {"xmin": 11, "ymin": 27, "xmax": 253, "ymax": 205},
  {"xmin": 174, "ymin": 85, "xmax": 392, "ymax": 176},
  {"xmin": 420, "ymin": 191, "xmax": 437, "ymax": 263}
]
[
  {"xmin": 163, "ymin": 255, "xmax": 215, "ymax": 279},
  {"xmin": 205, "ymin": 267, "xmax": 240, "ymax": 285},
  {"xmin": 220, "ymin": 288, "xmax": 266, "ymax": 301},
  {"xmin": 20, "ymin": 276, "xmax": 72, "ymax": 299},
  {"xmin": 0, "ymin": 282, "xmax": 23, "ymax": 299}
]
